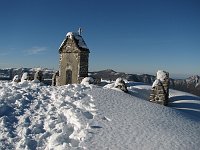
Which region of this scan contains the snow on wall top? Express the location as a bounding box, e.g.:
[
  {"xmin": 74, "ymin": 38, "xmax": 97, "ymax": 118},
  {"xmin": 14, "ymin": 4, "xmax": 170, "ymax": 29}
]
[{"xmin": 59, "ymin": 32, "xmax": 88, "ymax": 50}]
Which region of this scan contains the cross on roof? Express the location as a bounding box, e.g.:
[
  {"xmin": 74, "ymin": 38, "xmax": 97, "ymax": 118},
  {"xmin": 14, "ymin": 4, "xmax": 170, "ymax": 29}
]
[{"xmin": 78, "ymin": 28, "xmax": 82, "ymax": 36}]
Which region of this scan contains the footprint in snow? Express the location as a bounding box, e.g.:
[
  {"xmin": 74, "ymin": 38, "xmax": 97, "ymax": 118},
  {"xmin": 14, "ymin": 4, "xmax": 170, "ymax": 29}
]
[
  {"xmin": 82, "ymin": 111, "xmax": 94, "ymax": 119},
  {"xmin": 89, "ymin": 121, "xmax": 102, "ymax": 129},
  {"xmin": 102, "ymin": 116, "xmax": 111, "ymax": 122},
  {"xmin": 90, "ymin": 126, "xmax": 102, "ymax": 129}
]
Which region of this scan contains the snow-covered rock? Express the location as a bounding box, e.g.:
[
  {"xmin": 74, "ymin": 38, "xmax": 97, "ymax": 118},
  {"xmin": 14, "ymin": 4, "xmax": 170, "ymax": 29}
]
[
  {"xmin": 12, "ymin": 75, "xmax": 20, "ymax": 83},
  {"xmin": 81, "ymin": 77, "xmax": 94, "ymax": 85},
  {"xmin": 21, "ymin": 72, "xmax": 29, "ymax": 82},
  {"xmin": 114, "ymin": 78, "xmax": 128, "ymax": 93},
  {"xmin": 34, "ymin": 70, "xmax": 43, "ymax": 82}
]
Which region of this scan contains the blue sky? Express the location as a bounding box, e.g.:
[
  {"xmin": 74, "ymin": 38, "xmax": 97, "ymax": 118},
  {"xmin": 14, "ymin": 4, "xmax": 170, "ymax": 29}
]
[{"xmin": 0, "ymin": 0, "xmax": 200, "ymax": 77}]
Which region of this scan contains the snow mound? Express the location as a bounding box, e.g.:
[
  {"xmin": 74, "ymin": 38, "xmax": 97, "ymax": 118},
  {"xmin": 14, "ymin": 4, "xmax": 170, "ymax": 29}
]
[
  {"xmin": 81, "ymin": 77, "xmax": 94, "ymax": 85},
  {"xmin": 0, "ymin": 81, "xmax": 95, "ymax": 149},
  {"xmin": 83, "ymin": 87, "xmax": 200, "ymax": 150},
  {"xmin": 0, "ymin": 81, "xmax": 200, "ymax": 150}
]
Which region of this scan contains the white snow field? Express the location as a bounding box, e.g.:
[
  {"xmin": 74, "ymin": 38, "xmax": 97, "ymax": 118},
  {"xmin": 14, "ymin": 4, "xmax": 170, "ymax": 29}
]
[{"xmin": 0, "ymin": 80, "xmax": 200, "ymax": 150}]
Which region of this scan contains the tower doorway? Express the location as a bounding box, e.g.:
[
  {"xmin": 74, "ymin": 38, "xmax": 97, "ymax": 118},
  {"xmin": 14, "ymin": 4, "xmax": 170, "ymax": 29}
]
[{"xmin": 66, "ymin": 69, "xmax": 72, "ymax": 84}]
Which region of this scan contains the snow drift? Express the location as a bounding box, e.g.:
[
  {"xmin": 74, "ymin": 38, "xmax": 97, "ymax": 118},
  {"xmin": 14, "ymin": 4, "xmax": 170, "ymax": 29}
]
[{"xmin": 0, "ymin": 81, "xmax": 199, "ymax": 150}]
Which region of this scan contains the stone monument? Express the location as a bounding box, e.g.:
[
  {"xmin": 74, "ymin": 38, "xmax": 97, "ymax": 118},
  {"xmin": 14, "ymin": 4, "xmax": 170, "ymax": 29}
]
[
  {"xmin": 149, "ymin": 70, "xmax": 169, "ymax": 106},
  {"xmin": 56, "ymin": 29, "xmax": 90, "ymax": 85}
]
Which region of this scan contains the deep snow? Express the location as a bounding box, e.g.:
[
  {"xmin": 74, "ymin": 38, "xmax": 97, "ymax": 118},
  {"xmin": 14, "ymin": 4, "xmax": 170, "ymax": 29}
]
[{"xmin": 0, "ymin": 80, "xmax": 200, "ymax": 150}]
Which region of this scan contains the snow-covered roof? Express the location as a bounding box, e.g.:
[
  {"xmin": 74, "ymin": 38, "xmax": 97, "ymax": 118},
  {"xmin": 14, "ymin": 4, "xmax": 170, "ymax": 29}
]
[{"xmin": 59, "ymin": 32, "xmax": 89, "ymax": 52}]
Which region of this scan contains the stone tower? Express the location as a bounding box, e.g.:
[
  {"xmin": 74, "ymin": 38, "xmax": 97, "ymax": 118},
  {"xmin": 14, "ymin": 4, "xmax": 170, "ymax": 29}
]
[
  {"xmin": 57, "ymin": 31, "xmax": 90, "ymax": 85},
  {"xmin": 149, "ymin": 70, "xmax": 169, "ymax": 106}
]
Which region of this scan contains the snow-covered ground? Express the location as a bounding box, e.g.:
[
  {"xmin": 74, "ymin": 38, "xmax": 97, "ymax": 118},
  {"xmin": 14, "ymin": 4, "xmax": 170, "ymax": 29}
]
[{"xmin": 0, "ymin": 80, "xmax": 199, "ymax": 150}]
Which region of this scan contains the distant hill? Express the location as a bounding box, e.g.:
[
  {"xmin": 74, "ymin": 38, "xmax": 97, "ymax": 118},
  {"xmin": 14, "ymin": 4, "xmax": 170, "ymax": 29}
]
[
  {"xmin": 0, "ymin": 68, "xmax": 199, "ymax": 96},
  {"xmin": 89, "ymin": 69, "xmax": 200, "ymax": 96}
]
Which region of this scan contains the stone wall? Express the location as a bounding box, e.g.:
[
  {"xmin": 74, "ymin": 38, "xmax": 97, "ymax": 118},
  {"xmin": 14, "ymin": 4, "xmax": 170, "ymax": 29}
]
[{"xmin": 79, "ymin": 53, "xmax": 89, "ymax": 78}]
